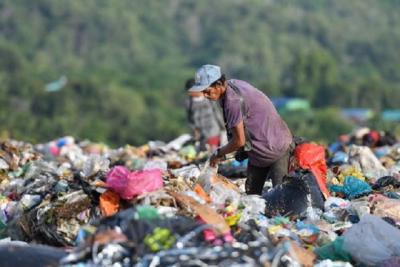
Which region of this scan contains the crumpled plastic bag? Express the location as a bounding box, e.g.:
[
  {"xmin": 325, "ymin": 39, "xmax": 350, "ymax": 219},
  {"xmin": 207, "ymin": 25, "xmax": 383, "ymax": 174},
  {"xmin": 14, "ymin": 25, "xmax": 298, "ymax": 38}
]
[
  {"xmin": 343, "ymin": 214, "xmax": 400, "ymax": 266},
  {"xmin": 82, "ymin": 154, "xmax": 110, "ymax": 177},
  {"xmin": 143, "ymin": 160, "xmax": 168, "ymax": 171},
  {"xmin": 209, "ymin": 183, "xmax": 240, "ymax": 208},
  {"xmin": 196, "ymin": 166, "xmax": 240, "ymax": 208},
  {"xmin": 263, "ymin": 170, "xmax": 324, "ymax": 217},
  {"xmin": 294, "ymin": 143, "xmax": 330, "ymax": 199},
  {"xmin": 336, "ymin": 165, "xmax": 365, "ymax": 184},
  {"xmin": 370, "ymin": 195, "xmax": 400, "ymax": 223},
  {"xmin": 314, "ymin": 237, "xmax": 352, "ymax": 262},
  {"xmin": 348, "ymin": 145, "xmax": 387, "ymax": 178},
  {"xmin": 238, "ymin": 195, "xmax": 266, "ymax": 226},
  {"xmin": 100, "ymin": 190, "xmax": 120, "ymax": 217},
  {"xmin": 162, "ymin": 134, "xmax": 192, "ymax": 152},
  {"xmin": 372, "ymin": 176, "xmax": 400, "ymax": 190},
  {"xmin": 314, "ymin": 259, "xmax": 353, "ymax": 267},
  {"xmin": 329, "ymin": 176, "xmax": 371, "ymax": 199},
  {"xmin": 324, "ymin": 197, "xmax": 350, "ymax": 211},
  {"xmin": 171, "ymin": 165, "xmax": 200, "ymax": 180},
  {"xmin": 106, "ymin": 166, "xmax": 163, "ymax": 200},
  {"xmin": 330, "ymin": 151, "xmax": 349, "ymax": 165}
]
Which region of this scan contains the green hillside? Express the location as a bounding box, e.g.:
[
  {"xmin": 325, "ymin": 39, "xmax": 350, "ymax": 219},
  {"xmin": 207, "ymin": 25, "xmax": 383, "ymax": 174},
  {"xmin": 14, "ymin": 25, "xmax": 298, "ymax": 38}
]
[{"xmin": 1, "ymin": 0, "xmax": 400, "ymax": 145}]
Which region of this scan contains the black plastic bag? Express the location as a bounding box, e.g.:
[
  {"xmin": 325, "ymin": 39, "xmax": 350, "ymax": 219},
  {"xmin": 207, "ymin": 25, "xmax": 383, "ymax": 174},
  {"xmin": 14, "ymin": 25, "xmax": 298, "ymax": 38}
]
[
  {"xmin": 262, "ymin": 170, "xmax": 324, "ymax": 217},
  {"xmin": 372, "ymin": 176, "xmax": 400, "ymax": 190},
  {"xmin": 0, "ymin": 243, "xmax": 66, "ymax": 267}
]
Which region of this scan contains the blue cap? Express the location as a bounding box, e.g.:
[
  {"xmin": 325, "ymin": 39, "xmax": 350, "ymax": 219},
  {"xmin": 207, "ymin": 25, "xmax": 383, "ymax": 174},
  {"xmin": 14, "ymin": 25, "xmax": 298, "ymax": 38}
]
[{"xmin": 188, "ymin": 64, "xmax": 222, "ymax": 92}]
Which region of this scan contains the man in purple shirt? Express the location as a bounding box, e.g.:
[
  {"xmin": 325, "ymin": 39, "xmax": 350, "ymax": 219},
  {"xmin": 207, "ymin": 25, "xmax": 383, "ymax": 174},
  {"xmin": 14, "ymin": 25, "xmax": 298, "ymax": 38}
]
[{"xmin": 188, "ymin": 64, "xmax": 293, "ymax": 195}]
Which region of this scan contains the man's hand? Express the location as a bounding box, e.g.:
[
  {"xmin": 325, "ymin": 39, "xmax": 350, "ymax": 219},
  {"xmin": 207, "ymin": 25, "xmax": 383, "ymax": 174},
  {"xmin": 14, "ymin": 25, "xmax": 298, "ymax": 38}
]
[
  {"xmin": 210, "ymin": 150, "xmax": 221, "ymax": 167},
  {"xmin": 193, "ymin": 129, "xmax": 200, "ymax": 141},
  {"xmin": 210, "ymin": 147, "xmax": 226, "ymax": 167}
]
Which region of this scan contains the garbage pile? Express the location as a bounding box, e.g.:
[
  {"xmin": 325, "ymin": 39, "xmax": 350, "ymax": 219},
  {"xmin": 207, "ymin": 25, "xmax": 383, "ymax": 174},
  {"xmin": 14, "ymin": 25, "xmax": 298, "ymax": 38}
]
[{"xmin": 0, "ymin": 128, "xmax": 399, "ymax": 267}]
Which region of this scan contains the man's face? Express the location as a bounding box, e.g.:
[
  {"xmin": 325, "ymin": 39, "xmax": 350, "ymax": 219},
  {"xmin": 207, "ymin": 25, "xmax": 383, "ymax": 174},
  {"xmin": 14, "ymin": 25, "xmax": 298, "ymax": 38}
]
[{"xmin": 203, "ymin": 84, "xmax": 223, "ymax": 101}]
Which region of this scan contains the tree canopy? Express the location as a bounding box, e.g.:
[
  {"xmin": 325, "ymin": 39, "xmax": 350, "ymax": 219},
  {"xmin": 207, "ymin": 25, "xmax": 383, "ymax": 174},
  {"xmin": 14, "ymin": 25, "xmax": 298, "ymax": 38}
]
[{"xmin": 1, "ymin": 0, "xmax": 399, "ymax": 145}]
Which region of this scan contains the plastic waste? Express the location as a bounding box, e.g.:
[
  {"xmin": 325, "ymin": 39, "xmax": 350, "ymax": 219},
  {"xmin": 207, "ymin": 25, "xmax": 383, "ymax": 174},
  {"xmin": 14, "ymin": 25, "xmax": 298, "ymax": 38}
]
[
  {"xmin": 372, "ymin": 176, "xmax": 400, "ymax": 190},
  {"xmin": 183, "ymin": 190, "xmax": 206, "ymax": 204},
  {"xmin": 238, "ymin": 195, "xmax": 266, "ymax": 226},
  {"xmin": 381, "ymin": 257, "xmax": 400, "ymax": 267},
  {"xmin": 20, "ymin": 194, "xmax": 42, "ymax": 211},
  {"xmin": 171, "ymin": 165, "xmax": 200, "ymax": 180},
  {"xmin": 106, "ymin": 166, "xmax": 163, "ymax": 200},
  {"xmin": 179, "ymin": 145, "xmax": 197, "ymax": 160},
  {"xmin": 350, "ymin": 198, "xmax": 370, "ymax": 218},
  {"xmin": 385, "ymin": 191, "xmax": 400, "ymax": 199},
  {"xmin": 54, "ymin": 180, "xmax": 69, "ymax": 193},
  {"xmin": 48, "ymin": 142, "xmax": 60, "ymax": 156},
  {"xmin": 374, "ymin": 146, "xmax": 391, "ymax": 159},
  {"xmin": 144, "ymin": 227, "xmax": 176, "ymax": 252},
  {"xmin": 82, "ymin": 154, "xmax": 110, "ymax": 177},
  {"xmin": 370, "ymin": 195, "xmax": 400, "ymax": 223},
  {"xmin": 196, "ymin": 165, "xmax": 218, "ymax": 193},
  {"xmin": 196, "ymin": 165, "xmax": 240, "ymax": 204},
  {"xmin": 0, "ymin": 158, "xmax": 9, "ymax": 170},
  {"xmin": 0, "ymin": 242, "xmax": 67, "ymax": 266},
  {"xmin": 324, "ymin": 197, "xmax": 350, "ymax": 211},
  {"xmin": 162, "ymin": 134, "xmax": 192, "ymax": 151},
  {"xmin": 295, "ymin": 221, "xmax": 320, "ymax": 244},
  {"xmin": 143, "ymin": 160, "xmax": 168, "ymax": 171},
  {"xmin": 136, "ymin": 205, "xmax": 159, "ymax": 220},
  {"xmin": 314, "ymin": 259, "xmax": 353, "ymax": 267},
  {"xmin": 343, "ymin": 215, "xmax": 400, "ymax": 266},
  {"xmin": 314, "ymin": 237, "xmax": 352, "ymax": 262},
  {"xmin": 0, "ymin": 220, "xmax": 6, "ymax": 238},
  {"xmin": 294, "ymin": 143, "xmax": 330, "ymax": 198},
  {"xmin": 263, "ymin": 170, "xmax": 324, "ymax": 217},
  {"xmin": 336, "ymin": 165, "xmax": 365, "ymax": 183},
  {"xmin": 218, "ymin": 159, "xmax": 248, "ymax": 178},
  {"xmin": 348, "ymin": 145, "xmax": 387, "ymax": 178},
  {"xmin": 328, "ymin": 142, "xmax": 343, "ymax": 154},
  {"xmin": 330, "ymin": 151, "xmax": 349, "ymax": 165},
  {"xmin": 209, "ymin": 183, "xmax": 240, "ymax": 208},
  {"xmin": 329, "ymin": 176, "xmax": 372, "ymax": 199},
  {"xmin": 99, "ymin": 190, "xmax": 120, "ymax": 217},
  {"xmin": 303, "ymin": 206, "xmax": 323, "ymax": 221},
  {"xmin": 56, "ymin": 136, "xmax": 74, "ymax": 148},
  {"xmin": 193, "ymin": 184, "xmax": 211, "ymax": 203}
]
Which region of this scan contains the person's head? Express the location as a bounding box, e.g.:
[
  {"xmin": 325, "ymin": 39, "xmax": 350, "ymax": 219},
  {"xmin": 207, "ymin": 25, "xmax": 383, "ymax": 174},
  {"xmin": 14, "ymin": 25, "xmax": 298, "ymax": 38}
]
[
  {"xmin": 184, "ymin": 78, "xmax": 202, "ymax": 97},
  {"xmin": 184, "ymin": 78, "xmax": 195, "ymax": 91},
  {"xmin": 188, "ymin": 64, "xmax": 227, "ymax": 101}
]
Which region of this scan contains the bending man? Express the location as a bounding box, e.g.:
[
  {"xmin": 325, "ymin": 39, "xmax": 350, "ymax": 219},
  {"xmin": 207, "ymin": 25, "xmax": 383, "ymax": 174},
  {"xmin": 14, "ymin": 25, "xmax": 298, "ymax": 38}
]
[{"xmin": 188, "ymin": 64, "xmax": 293, "ymax": 195}]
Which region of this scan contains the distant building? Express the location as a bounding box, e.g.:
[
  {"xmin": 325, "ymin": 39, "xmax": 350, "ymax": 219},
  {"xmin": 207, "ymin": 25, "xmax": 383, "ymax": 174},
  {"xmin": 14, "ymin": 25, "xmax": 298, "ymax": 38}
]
[
  {"xmin": 271, "ymin": 97, "xmax": 311, "ymax": 114},
  {"xmin": 340, "ymin": 108, "xmax": 374, "ymax": 124},
  {"xmin": 381, "ymin": 110, "xmax": 400, "ymax": 122}
]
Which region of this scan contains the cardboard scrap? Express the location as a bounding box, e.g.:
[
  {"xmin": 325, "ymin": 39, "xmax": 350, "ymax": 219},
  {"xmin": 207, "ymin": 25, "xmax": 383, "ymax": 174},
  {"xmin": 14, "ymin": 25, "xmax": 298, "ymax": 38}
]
[
  {"xmin": 288, "ymin": 241, "xmax": 316, "ymax": 267},
  {"xmin": 171, "ymin": 192, "xmax": 230, "ymax": 234}
]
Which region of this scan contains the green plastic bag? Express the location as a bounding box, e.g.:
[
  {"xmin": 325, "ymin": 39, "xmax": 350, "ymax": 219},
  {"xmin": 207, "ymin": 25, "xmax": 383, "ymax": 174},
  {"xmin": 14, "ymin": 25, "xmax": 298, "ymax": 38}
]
[{"xmin": 314, "ymin": 237, "xmax": 352, "ymax": 262}]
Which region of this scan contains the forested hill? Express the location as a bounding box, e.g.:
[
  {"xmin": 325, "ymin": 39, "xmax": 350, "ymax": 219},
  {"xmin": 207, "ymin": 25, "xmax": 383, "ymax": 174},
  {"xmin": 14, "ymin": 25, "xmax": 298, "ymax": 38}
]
[{"xmin": 1, "ymin": 0, "xmax": 400, "ymax": 145}]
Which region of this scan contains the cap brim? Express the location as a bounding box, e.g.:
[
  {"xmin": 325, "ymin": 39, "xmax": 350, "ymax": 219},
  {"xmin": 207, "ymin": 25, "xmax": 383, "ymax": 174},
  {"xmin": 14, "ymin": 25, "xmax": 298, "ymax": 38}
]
[{"xmin": 188, "ymin": 84, "xmax": 210, "ymax": 92}]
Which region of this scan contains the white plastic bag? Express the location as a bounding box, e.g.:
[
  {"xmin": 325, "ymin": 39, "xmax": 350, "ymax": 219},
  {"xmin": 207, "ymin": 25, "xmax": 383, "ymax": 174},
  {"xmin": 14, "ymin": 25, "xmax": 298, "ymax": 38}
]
[
  {"xmin": 171, "ymin": 164, "xmax": 200, "ymax": 180},
  {"xmin": 348, "ymin": 145, "xmax": 387, "ymax": 179},
  {"xmin": 238, "ymin": 195, "xmax": 266, "ymax": 226}
]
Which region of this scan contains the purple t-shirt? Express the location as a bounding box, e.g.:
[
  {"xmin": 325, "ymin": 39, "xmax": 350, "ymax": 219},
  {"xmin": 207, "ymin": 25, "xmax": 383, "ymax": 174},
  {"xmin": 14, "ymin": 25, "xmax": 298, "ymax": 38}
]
[{"xmin": 220, "ymin": 79, "xmax": 292, "ymax": 167}]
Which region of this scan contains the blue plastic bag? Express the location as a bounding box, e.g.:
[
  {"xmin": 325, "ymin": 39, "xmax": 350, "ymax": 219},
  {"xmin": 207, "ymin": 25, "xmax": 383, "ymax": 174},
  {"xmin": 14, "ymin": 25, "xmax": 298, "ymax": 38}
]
[
  {"xmin": 329, "ymin": 176, "xmax": 371, "ymax": 199},
  {"xmin": 330, "ymin": 151, "xmax": 349, "ymax": 165}
]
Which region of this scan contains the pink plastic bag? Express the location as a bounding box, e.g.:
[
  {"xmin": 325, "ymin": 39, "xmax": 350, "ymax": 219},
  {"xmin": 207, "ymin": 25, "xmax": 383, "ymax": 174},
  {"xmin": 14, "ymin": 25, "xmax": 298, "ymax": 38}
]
[
  {"xmin": 106, "ymin": 166, "xmax": 163, "ymax": 200},
  {"xmin": 106, "ymin": 166, "xmax": 130, "ymax": 194}
]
